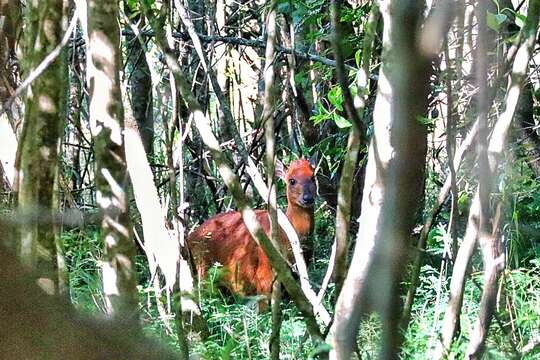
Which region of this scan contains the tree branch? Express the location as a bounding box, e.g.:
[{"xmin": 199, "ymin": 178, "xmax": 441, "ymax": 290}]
[{"xmin": 123, "ymin": 29, "xmax": 361, "ymax": 72}]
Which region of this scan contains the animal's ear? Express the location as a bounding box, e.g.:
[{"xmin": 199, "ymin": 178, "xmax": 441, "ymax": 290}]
[
  {"xmin": 275, "ymin": 159, "xmax": 287, "ymax": 180},
  {"xmin": 308, "ymin": 153, "xmax": 318, "ymax": 169}
]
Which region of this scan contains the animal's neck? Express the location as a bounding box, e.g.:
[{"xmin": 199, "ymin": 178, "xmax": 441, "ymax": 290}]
[{"xmin": 286, "ymin": 203, "xmax": 314, "ymax": 238}]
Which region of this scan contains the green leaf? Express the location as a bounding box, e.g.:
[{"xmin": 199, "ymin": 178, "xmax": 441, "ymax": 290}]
[
  {"xmin": 333, "ymin": 113, "xmax": 352, "ymax": 128},
  {"xmin": 486, "ymin": 11, "xmax": 508, "ymax": 32},
  {"xmin": 310, "ymin": 103, "xmax": 331, "ymax": 126},
  {"xmin": 458, "ymin": 191, "xmax": 469, "ymax": 214},
  {"xmin": 515, "ymin": 13, "xmax": 526, "ymax": 28},
  {"xmin": 534, "ymin": 88, "xmax": 540, "ymax": 101},
  {"xmin": 355, "ymin": 49, "xmax": 362, "ymax": 68},
  {"xmin": 294, "ymin": 72, "xmax": 308, "ymax": 88},
  {"xmin": 416, "ymin": 115, "xmax": 435, "ymax": 130},
  {"xmin": 496, "ymin": 13, "xmax": 508, "ymax": 24},
  {"xmin": 341, "ymin": 41, "xmax": 355, "ymax": 58},
  {"xmin": 427, "ymin": 226, "xmax": 445, "ymax": 244},
  {"xmin": 310, "ymin": 113, "xmax": 328, "ymax": 125},
  {"xmin": 328, "ymin": 86, "xmax": 344, "ymax": 110},
  {"xmin": 350, "ymin": 84, "xmax": 358, "ymax": 97}
]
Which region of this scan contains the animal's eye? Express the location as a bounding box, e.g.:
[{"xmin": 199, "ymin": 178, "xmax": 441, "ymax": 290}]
[{"xmin": 289, "ymin": 178, "xmax": 297, "ymax": 185}]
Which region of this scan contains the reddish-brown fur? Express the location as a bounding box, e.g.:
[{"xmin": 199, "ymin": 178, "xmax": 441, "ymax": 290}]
[{"xmin": 187, "ymin": 159, "xmax": 317, "ymax": 296}]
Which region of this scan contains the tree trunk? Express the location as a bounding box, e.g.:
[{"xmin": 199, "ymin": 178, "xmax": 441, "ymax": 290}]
[
  {"xmin": 466, "ymin": 2, "xmax": 540, "ymax": 357},
  {"xmin": 260, "ymin": 1, "xmax": 281, "ymax": 357},
  {"xmin": 16, "ymin": 0, "xmax": 67, "ymax": 295},
  {"xmin": 330, "ymin": 0, "xmax": 375, "ymax": 296},
  {"xmin": 87, "ymin": 0, "xmax": 139, "ymax": 324},
  {"xmin": 436, "ymin": 2, "xmax": 540, "ymax": 357},
  {"xmin": 401, "ymin": 119, "xmax": 479, "ymax": 330},
  {"xmin": 328, "ymin": 1, "xmax": 430, "ymax": 358},
  {"xmin": 125, "ymin": 6, "xmax": 153, "ymax": 156}
]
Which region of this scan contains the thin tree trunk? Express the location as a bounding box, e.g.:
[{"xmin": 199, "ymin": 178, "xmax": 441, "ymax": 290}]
[
  {"xmin": 444, "ymin": 39, "xmax": 459, "ymax": 262},
  {"xmin": 87, "ymin": 0, "xmax": 139, "ymax": 325},
  {"xmin": 435, "ymin": 2, "xmax": 540, "ymax": 357},
  {"xmin": 330, "ymin": 0, "xmax": 374, "ymax": 296},
  {"xmin": 124, "ymin": 115, "xmax": 181, "ymax": 295},
  {"xmin": 328, "ymin": 1, "xmax": 431, "ymax": 358},
  {"xmin": 0, "ymin": 116, "xmax": 17, "ymax": 191},
  {"xmin": 466, "ymin": 2, "xmax": 540, "ymax": 357},
  {"xmin": 16, "ymin": 0, "xmax": 67, "ymax": 295},
  {"xmin": 270, "ymin": 281, "xmax": 282, "ymax": 359},
  {"xmin": 125, "ymin": 5, "xmax": 153, "ymax": 156},
  {"xmin": 161, "ymin": 7, "xmax": 191, "ymax": 355},
  {"xmin": 259, "ymin": 1, "xmax": 281, "ymax": 357},
  {"xmin": 401, "ymin": 119, "xmax": 479, "ymax": 330},
  {"xmin": 467, "ymin": 3, "xmax": 496, "ymax": 358},
  {"xmin": 66, "ymin": 30, "xmax": 83, "ymax": 201}
]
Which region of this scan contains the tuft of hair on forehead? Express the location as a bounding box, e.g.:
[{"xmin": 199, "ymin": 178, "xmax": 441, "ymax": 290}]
[{"xmin": 286, "ymin": 159, "xmax": 314, "ymax": 178}]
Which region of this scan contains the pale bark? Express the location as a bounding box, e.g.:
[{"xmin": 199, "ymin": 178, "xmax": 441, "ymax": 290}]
[
  {"xmin": 435, "ymin": 2, "xmax": 540, "ymax": 357},
  {"xmin": 0, "ymin": 116, "xmax": 16, "ymax": 190},
  {"xmin": 328, "ymin": 1, "xmax": 430, "ymax": 358},
  {"xmin": 260, "ymin": 2, "xmax": 280, "ymax": 357},
  {"xmin": 466, "ymin": 2, "xmax": 540, "ymax": 357},
  {"xmin": 16, "ymin": 0, "xmax": 67, "ymax": 295},
  {"xmin": 87, "ymin": 0, "xmax": 139, "ymax": 323},
  {"xmin": 161, "ymin": 8, "xmax": 198, "ymax": 353},
  {"xmin": 125, "ymin": 119, "xmax": 180, "ymax": 292},
  {"xmin": 433, "ymin": 190, "xmax": 481, "ymax": 359},
  {"xmin": 469, "ymin": 2, "xmax": 495, "ymax": 357},
  {"xmin": 444, "ymin": 39, "xmax": 459, "ymax": 261}
]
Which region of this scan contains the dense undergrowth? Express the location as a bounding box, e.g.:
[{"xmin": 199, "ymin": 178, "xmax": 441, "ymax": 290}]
[
  {"xmin": 55, "ymin": 144, "xmax": 539, "ymax": 360},
  {"xmin": 61, "ymin": 199, "xmax": 540, "ymax": 359}
]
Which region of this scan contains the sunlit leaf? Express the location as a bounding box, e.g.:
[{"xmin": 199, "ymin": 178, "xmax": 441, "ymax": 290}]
[
  {"xmin": 333, "ymin": 113, "xmax": 352, "ymax": 128},
  {"xmin": 355, "ymin": 49, "xmax": 362, "ymax": 68},
  {"xmin": 515, "ymin": 13, "xmax": 526, "ymax": 28},
  {"xmin": 328, "ymin": 86, "xmax": 343, "ymax": 111}
]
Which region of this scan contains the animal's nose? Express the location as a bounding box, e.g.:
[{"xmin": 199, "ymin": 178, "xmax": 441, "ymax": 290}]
[{"xmin": 303, "ymin": 194, "xmax": 314, "ymax": 204}]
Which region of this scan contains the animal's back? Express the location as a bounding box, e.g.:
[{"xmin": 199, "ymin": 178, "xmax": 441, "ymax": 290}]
[{"xmin": 187, "ymin": 210, "xmax": 278, "ymax": 295}]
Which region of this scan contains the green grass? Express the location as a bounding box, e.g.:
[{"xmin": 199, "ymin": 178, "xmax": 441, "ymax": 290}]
[{"xmin": 61, "ymin": 216, "xmax": 540, "ymax": 359}]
